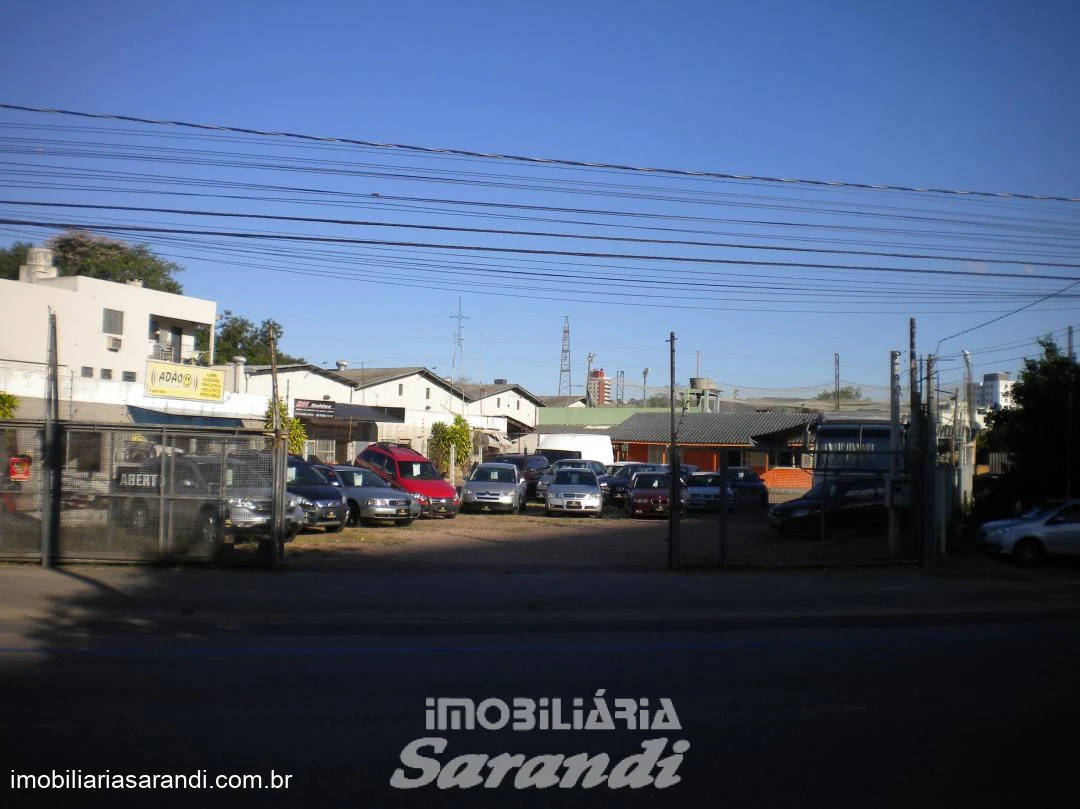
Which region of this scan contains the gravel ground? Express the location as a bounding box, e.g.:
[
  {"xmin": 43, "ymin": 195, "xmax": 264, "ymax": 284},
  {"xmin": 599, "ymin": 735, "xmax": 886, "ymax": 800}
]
[{"xmin": 284, "ymin": 493, "xmax": 909, "ymax": 572}]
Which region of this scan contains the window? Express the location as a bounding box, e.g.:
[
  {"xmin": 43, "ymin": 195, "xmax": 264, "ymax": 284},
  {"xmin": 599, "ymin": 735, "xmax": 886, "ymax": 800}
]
[
  {"xmin": 425, "ymin": 387, "xmax": 431, "ymax": 400},
  {"xmin": 122, "ymin": 371, "xmax": 137, "ymax": 382},
  {"xmin": 517, "ymin": 401, "xmax": 520, "ymax": 410},
  {"xmin": 398, "ymin": 383, "xmax": 404, "ymax": 396},
  {"xmin": 100, "ymin": 369, "xmax": 113, "ymax": 380},
  {"xmin": 496, "ymin": 398, "xmax": 501, "ymax": 408},
  {"xmin": 81, "ymin": 367, "xmax": 93, "ymax": 378},
  {"xmin": 769, "ymin": 449, "xmax": 799, "ymax": 468},
  {"xmin": 102, "ymin": 308, "xmax": 124, "ymax": 335}
]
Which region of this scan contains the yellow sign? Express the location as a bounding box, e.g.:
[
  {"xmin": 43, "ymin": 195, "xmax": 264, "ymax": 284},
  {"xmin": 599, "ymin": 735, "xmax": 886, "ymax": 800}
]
[{"xmin": 145, "ymin": 361, "xmax": 225, "ymax": 403}]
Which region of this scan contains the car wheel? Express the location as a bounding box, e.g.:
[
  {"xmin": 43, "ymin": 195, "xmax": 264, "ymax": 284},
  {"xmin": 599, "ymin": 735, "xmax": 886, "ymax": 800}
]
[
  {"xmin": 326, "ymin": 522, "xmax": 345, "ymax": 534},
  {"xmin": 395, "ymin": 518, "xmax": 414, "ymax": 527},
  {"xmin": 445, "ymin": 512, "xmax": 457, "ymax": 520},
  {"xmin": 1013, "ymin": 538, "xmax": 1045, "ymax": 567},
  {"xmin": 760, "ymin": 492, "xmax": 769, "ymax": 507},
  {"xmin": 346, "ymin": 501, "xmax": 362, "ymax": 527},
  {"xmin": 593, "ymin": 511, "xmax": 603, "ymax": 519},
  {"xmin": 544, "ymin": 508, "xmax": 553, "ymax": 517}
]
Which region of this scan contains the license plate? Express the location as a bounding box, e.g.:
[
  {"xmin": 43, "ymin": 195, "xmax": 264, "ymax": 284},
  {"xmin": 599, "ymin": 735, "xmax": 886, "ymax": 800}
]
[
  {"xmin": 326, "ymin": 511, "xmax": 337, "ymax": 519},
  {"xmin": 568, "ymin": 501, "xmax": 581, "ymax": 509},
  {"xmin": 396, "ymin": 508, "xmax": 408, "ymax": 516}
]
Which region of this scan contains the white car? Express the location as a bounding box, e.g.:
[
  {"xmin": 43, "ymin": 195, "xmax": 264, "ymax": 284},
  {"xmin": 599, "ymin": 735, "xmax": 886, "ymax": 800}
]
[
  {"xmin": 544, "ymin": 469, "xmax": 603, "ymax": 518},
  {"xmin": 461, "ymin": 463, "xmax": 527, "ymax": 514},
  {"xmin": 975, "ymin": 500, "xmax": 1080, "ymax": 565}
]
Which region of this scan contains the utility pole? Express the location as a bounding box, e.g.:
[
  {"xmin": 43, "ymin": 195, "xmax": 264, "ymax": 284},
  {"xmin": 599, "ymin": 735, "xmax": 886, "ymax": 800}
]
[
  {"xmin": 642, "ymin": 368, "xmax": 650, "ymax": 406},
  {"xmin": 834, "ymin": 353, "xmax": 841, "ymax": 412},
  {"xmin": 1067, "ymin": 325, "xmax": 1075, "ymax": 498},
  {"xmin": 909, "ymin": 318, "xmax": 923, "ymax": 564},
  {"xmin": 667, "ymin": 333, "xmax": 680, "ymax": 569},
  {"xmin": 586, "ymin": 352, "xmax": 596, "ymax": 407},
  {"xmin": 888, "ymin": 350, "xmax": 901, "ymax": 555}
]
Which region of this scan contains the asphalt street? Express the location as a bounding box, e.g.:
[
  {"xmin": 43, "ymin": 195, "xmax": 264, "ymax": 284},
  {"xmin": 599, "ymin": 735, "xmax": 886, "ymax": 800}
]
[{"xmin": 3, "ymin": 573, "xmax": 1079, "ymax": 809}]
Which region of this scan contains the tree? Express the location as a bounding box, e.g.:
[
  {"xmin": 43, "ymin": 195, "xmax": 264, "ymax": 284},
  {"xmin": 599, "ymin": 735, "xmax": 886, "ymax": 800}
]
[
  {"xmin": 981, "ymin": 336, "xmax": 1080, "ymax": 504},
  {"xmin": 49, "ymin": 230, "xmax": 185, "ymax": 292},
  {"xmin": 213, "ymin": 311, "xmax": 305, "ymax": 366},
  {"xmin": 0, "ymin": 391, "xmax": 17, "ymax": 420},
  {"xmin": 1, "ymin": 231, "xmax": 183, "ymax": 291},
  {"xmin": 0, "ymin": 241, "xmax": 32, "ymax": 281},
  {"xmin": 816, "ymin": 386, "xmax": 863, "ymax": 401},
  {"xmin": 264, "ymin": 399, "xmax": 307, "ymax": 456},
  {"xmin": 429, "ymin": 415, "xmax": 473, "ymax": 476}
]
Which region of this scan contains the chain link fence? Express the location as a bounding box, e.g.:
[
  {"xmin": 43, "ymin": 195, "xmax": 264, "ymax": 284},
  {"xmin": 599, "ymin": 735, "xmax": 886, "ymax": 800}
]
[{"xmin": 1, "ymin": 421, "xmax": 275, "ymax": 563}]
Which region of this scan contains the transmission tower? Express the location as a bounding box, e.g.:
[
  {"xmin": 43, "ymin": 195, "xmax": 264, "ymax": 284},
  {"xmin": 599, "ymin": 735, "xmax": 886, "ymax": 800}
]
[{"xmin": 558, "ymin": 316, "xmax": 572, "ymax": 395}]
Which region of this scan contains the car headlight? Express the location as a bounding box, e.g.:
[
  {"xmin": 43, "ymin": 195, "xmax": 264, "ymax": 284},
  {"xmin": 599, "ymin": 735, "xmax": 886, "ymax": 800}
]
[
  {"xmin": 791, "ymin": 508, "xmax": 812, "ymax": 518},
  {"xmin": 366, "ymin": 498, "xmax": 390, "ymax": 507},
  {"xmin": 292, "ymin": 495, "xmax": 314, "ymax": 508},
  {"xmin": 227, "ymin": 497, "xmax": 259, "ymax": 510},
  {"xmin": 985, "ymin": 526, "xmax": 1012, "ymax": 537}
]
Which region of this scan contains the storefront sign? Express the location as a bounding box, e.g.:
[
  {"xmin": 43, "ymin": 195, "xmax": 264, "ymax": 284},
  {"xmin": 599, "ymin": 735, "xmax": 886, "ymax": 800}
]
[
  {"xmin": 294, "ymin": 399, "xmax": 336, "ymax": 420},
  {"xmin": 145, "ymin": 361, "xmax": 225, "ymax": 403}
]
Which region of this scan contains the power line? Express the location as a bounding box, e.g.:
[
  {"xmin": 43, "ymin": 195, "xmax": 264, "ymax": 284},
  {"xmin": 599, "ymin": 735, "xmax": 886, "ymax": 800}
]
[
  {"xmin": 5, "ymin": 199, "xmax": 1080, "ymax": 271},
  {"xmin": 3, "ymin": 103, "xmax": 1078, "ymax": 203},
  {"xmin": 5, "ymin": 216, "xmax": 1080, "ymax": 284}
]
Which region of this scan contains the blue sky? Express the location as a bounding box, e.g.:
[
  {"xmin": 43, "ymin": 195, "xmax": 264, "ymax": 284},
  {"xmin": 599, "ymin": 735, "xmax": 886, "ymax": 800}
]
[{"xmin": 2, "ymin": 0, "xmax": 1078, "ymax": 401}]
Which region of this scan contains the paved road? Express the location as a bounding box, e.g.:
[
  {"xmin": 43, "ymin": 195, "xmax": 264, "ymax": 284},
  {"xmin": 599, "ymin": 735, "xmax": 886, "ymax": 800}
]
[{"xmin": 4, "ymin": 605, "xmax": 1078, "ymax": 808}]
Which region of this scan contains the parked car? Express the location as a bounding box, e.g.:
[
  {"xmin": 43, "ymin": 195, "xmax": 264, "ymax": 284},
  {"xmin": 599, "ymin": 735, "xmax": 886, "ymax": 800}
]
[
  {"xmin": 668, "ymin": 463, "xmax": 700, "ymax": 482},
  {"xmin": 355, "ymin": 442, "xmax": 459, "ymax": 518},
  {"xmin": 544, "ymin": 469, "xmax": 603, "ymax": 518},
  {"xmin": 286, "ymin": 455, "xmax": 347, "ymax": 533},
  {"xmin": 768, "ymin": 475, "xmax": 886, "ymax": 538},
  {"xmin": 684, "ymin": 472, "xmax": 735, "ymax": 512},
  {"xmin": 725, "ymin": 466, "xmax": 770, "ymax": 507},
  {"xmin": 975, "ymin": 499, "xmax": 1080, "ymax": 566},
  {"xmin": 487, "ymin": 453, "xmax": 551, "ymax": 499},
  {"xmin": 109, "ymin": 453, "xmax": 307, "ymax": 550},
  {"xmin": 600, "ymin": 462, "xmax": 668, "ymax": 506},
  {"xmin": 624, "ymin": 471, "xmax": 688, "ymax": 518},
  {"xmin": 313, "ymin": 464, "xmax": 420, "ymax": 527},
  {"xmin": 461, "ymin": 462, "xmax": 527, "ymax": 514},
  {"xmin": 535, "ymin": 459, "xmax": 608, "ymax": 501}
]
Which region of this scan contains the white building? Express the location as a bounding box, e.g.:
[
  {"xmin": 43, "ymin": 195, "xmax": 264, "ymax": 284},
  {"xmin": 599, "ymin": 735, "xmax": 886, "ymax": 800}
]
[
  {"xmin": 0, "ymin": 248, "xmax": 266, "ymax": 424},
  {"xmin": 978, "ymin": 372, "xmax": 1015, "ymax": 410}
]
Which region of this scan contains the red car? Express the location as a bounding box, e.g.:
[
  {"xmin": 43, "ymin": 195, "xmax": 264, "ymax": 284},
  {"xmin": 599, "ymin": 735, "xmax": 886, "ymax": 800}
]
[{"xmin": 624, "ymin": 472, "xmax": 688, "ymax": 518}]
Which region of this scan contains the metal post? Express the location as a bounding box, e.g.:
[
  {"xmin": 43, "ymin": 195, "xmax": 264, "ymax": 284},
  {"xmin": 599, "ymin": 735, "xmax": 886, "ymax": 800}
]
[
  {"xmin": 888, "ymin": 351, "xmax": 901, "ymax": 555},
  {"xmin": 268, "ymin": 328, "xmax": 286, "ymax": 568},
  {"xmin": 668, "ymin": 333, "xmax": 680, "ymax": 569},
  {"xmin": 41, "ymin": 311, "xmax": 59, "ymax": 568},
  {"xmin": 718, "ymin": 451, "xmax": 728, "ymax": 570},
  {"xmin": 922, "ymin": 354, "xmax": 937, "ymax": 567}
]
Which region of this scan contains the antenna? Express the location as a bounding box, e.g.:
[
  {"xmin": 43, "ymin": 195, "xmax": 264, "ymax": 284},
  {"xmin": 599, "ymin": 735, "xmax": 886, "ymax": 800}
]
[
  {"xmin": 558, "ymin": 316, "xmax": 572, "ymax": 395},
  {"xmin": 450, "ymin": 298, "xmax": 469, "ymax": 414}
]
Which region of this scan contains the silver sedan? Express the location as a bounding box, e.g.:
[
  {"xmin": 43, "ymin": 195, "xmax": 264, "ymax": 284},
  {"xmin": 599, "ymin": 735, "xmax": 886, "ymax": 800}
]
[
  {"xmin": 544, "ymin": 469, "xmax": 603, "ymax": 518},
  {"xmin": 461, "ymin": 463, "xmax": 527, "ymax": 514}
]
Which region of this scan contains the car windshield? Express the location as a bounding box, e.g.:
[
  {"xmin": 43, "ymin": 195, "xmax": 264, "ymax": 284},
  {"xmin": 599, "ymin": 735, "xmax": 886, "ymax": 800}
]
[
  {"xmin": 553, "ymin": 470, "xmax": 596, "ymax": 486},
  {"xmin": 398, "ymin": 461, "xmax": 442, "ymax": 480},
  {"xmin": 335, "ymin": 468, "xmax": 383, "ymax": 487},
  {"xmin": 688, "ymin": 474, "xmax": 724, "ymax": 487},
  {"xmin": 634, "ymin": 474, "xmax": 670, "ymax": 489},
  {"xmin": 471, "ymin": 466, "xmax": 518, "ymax": 483},
  {"xmin": 287, "ymin": 461, "xmax": 330, "ymax": 486}
]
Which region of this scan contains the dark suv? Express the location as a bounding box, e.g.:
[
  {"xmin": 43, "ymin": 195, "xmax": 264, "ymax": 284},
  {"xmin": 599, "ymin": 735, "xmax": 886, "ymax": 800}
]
[
  {"xmin": 487, "ymin": 454, "xmax": 551, "ymax": 499},
  {"xmin": 768, "ymin": 475, "xmax": 886, "ymax": 538},
  {"xmin": 355, "ymin": 443, "xmax": 459, "ymax": 518}
]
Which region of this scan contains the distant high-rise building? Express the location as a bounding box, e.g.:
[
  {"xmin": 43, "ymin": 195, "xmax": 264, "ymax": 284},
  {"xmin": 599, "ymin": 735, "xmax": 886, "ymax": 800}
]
[
  {"xmin": 588, "ymin": 368, "xmax": 611, "ymax": 406},
  {"xmin": 978, "ymin": 372, "xmax": 1015, "ymax": 409}
]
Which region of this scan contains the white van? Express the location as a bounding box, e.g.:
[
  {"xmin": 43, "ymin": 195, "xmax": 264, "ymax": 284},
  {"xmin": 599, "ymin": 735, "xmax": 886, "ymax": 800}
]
[{"xmin": 537, "ymin": 433, "xmax": 614, "ymax": 467}]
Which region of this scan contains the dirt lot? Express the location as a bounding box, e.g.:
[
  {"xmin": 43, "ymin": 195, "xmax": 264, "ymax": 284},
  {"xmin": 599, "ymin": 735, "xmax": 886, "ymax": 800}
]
[{"xmin": 285, "ymin": 497, "xmax": 905, "ymax": 571}]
